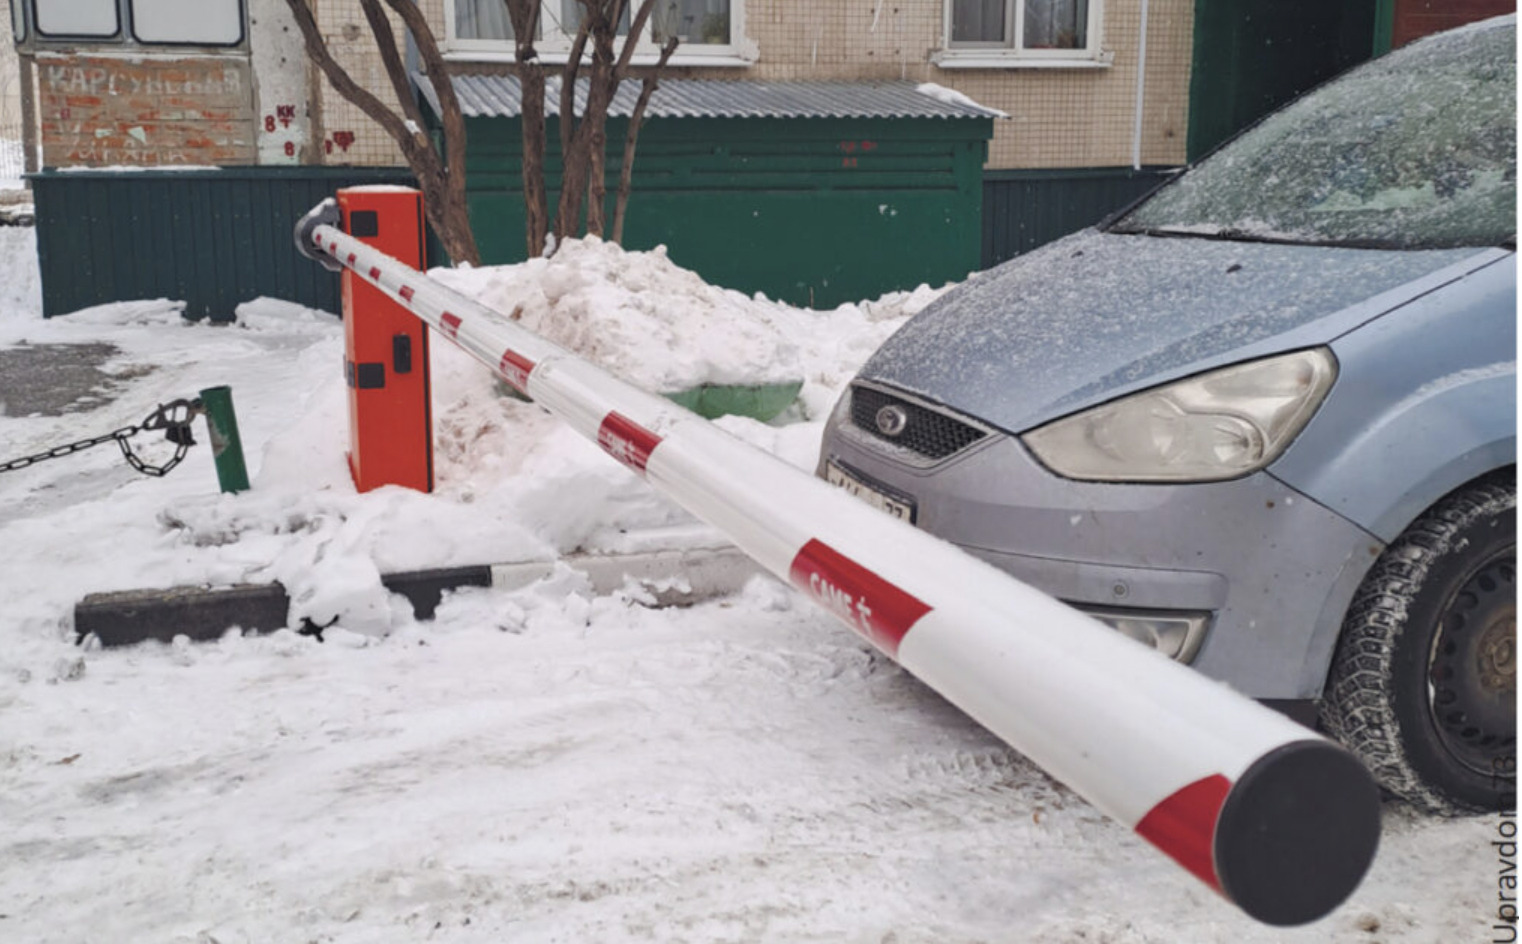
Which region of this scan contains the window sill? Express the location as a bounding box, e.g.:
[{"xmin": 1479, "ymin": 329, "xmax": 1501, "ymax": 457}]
[
  {"xmin": 932, "ymin": 49, "xmax": 1114, "ymax": 70},
  {"xmin": 31, "ymin": 45, "xmax": 249, "ymax": 58},
  {"xmin": 443, "ymin": 48, "xmax": 757, "ymax": 69}
]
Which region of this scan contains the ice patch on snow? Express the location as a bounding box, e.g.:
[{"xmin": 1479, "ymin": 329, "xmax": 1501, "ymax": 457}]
[{"xmin": 56, "ymin": 298, "xmax": 188, "ymax": 326}]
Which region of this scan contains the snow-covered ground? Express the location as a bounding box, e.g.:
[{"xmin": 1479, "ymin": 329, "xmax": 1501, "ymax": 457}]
[{"xmin": 0, "ymin": 227, "xmax": 1502, "ymax": 942}]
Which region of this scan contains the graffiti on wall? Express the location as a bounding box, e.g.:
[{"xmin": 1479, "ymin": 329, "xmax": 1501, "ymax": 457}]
[{"xmin": 39, "ymin": 56, "xmax": 256, "ymax": 166}]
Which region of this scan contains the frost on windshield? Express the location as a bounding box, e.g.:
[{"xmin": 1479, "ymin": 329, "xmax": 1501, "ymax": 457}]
[{"xmin": 1116, "ymin": 18, "xmax": 1516, "ymax": 249}]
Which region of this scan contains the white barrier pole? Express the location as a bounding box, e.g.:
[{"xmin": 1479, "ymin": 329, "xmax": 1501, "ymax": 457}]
[{"xmin": 296, "ymin": 197, "xmax": 1380, "ymax": 926}]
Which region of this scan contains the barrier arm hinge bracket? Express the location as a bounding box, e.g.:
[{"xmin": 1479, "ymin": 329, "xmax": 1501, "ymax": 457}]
[{"xmin": 294, "ymin": 198, "xmax": 344, "ymax": 272}]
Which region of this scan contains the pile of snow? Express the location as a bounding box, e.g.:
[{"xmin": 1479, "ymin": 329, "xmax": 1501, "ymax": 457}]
[
  {"xmin": 433, "ymin": 238, "xmax": 948, "ymax": 396},
  {"xmin": 0, "ymin": 226, "xmax": 41, "ymax": 316},
  {"xmin": 433, "ymin": 238, "xmax": 799, "ymax": 393}
]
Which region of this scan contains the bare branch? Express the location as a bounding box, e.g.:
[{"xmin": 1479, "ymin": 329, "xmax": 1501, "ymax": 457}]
[
  {"xmin": 379, "ymin": 0, "xmax": 470, "ymax": 187},
  {"xmin": 282, "ymin": 0, "xmax": 426, "ymax": 164},
  {"xmin": 617, "ymin": 0, "xmax": 661, "ymax": 77},
  {"xmin": 280, "ymin": 0, "xmax": 479, "ymax": 265},
  {"xmin": 560, "ymin": 7, "xmax": 594, "ymax": 158},
  {"xmin": 614, "ymin": 35, "xmax": 677, "ymax": 244},
  {"xmin": 506, "ymin": 0, "xmax": 549, "ymax": 256},
  {"xmin": 359, "ymin": 0, "xmax": 429, "ymax": 138},
  {"xmin": 504, "ymin": 0, "xmax": 541, "ymax": 60}
]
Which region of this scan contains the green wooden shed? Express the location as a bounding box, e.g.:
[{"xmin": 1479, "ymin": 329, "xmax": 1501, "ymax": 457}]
[{"xmin": 416, "ymin": 75, "xmax": 998, "ymax": 309}]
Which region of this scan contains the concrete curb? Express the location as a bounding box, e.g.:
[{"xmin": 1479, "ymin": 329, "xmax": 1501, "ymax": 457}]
[{"xmin": 74, "ymin": 546, "xmax": 763, "ymax": 648}]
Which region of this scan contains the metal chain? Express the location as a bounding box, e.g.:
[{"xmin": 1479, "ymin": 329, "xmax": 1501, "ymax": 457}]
[
  {"xmin": 0, "ymin": 426, "xmax": 141, "ymax": 474},
  {"xmin": 0, "ymin": 398, "xmax": 204, "ymax": 477}
]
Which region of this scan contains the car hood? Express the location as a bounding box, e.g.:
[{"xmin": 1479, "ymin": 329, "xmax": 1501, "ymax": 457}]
[{"xmin": 858, "ymin": 230, "xmax": 1486, "ymax": 433}]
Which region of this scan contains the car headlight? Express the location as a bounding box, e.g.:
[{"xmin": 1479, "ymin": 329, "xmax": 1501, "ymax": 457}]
[{"xmin": 1021, "ymin": 348, "xmax": 1337, "ymax": 482}]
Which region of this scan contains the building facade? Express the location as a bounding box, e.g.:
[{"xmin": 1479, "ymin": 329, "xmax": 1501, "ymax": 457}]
[
  {"xmin": 6, "ymin": 0, "xmax": 1196, "ymax": 174},
  {"xmin": 330, "ymin": 0, "xmax": 1196, "ymax": 174}
]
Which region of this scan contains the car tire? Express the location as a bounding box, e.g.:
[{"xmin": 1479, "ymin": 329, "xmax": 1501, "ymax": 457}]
[{"xmin": 1320, "ymin": 471, "xmax": 1516, "ymax": 814}]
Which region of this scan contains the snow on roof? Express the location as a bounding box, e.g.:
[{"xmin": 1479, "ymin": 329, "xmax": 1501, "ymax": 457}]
[{"xmin": 412, "ymin": 73, "xmax": 1005, "ymax": 121}]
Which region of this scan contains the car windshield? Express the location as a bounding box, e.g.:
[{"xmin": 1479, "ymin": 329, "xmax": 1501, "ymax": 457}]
[{"xmin": 1112, "ymin": 17, "xmax": 1516, "ymax": 250}]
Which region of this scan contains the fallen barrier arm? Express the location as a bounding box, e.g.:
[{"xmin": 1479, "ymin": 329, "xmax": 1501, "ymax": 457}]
[{"xmin": 296, "ymin": 198, "xmax": 1380, "ymax": 926}]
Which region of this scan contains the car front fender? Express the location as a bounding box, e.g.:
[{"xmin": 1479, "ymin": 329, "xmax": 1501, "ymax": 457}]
[
  {"xmin": 1271, "ymin": 253, "xmax": 1516, "ymax": 545},
  {"xmin": 1269, "ymin": 253, "xmax": 1515, "ymax": 697}
]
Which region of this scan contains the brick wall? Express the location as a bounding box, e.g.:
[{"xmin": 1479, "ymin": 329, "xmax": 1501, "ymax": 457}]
[{"xmin": 36, "ymin": 55, "xmax": 257, "ymax": 166}]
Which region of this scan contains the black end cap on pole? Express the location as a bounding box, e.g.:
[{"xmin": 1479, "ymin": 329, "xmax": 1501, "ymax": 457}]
[
  {"xmin": 1214, "ymin": 739, "xmax": 1382, "ymax": 926},
  {"xmin": 295, "ymin": 198, "xmax": 344, "ymax": 272}
]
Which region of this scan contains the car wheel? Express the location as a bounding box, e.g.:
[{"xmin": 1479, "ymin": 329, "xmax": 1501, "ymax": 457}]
[{"xmin": 1320, "ymin": 472, "xmax": 1516, "ymax": 814}]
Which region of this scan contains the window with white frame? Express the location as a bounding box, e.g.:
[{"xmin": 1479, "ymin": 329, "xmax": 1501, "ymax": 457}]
[
  {"xmin": 447, "ymin": 0, "xmax": 753, "ymax": 65},
  {"xmin": 939, "ymin": 0, "xmax": 1108, "ymax": 67}
]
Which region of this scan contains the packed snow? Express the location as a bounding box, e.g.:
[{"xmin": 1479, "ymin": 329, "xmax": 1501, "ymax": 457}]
[
  {"xmin": 0, "ymin": 227, "xmax": 1503, "ymax": 941},
  {"xmin": 0, "ymin": 139, "xmax": 22, "ymax": 191},
  {"xmin": 913, "ymin": 83, "xmax": 1009, "ymax": 119}
]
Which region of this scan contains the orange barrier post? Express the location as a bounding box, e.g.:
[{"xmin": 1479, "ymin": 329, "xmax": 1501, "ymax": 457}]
[{"xmin": 337, "ymin": 187, "xmax": 433, "ymax": 493}]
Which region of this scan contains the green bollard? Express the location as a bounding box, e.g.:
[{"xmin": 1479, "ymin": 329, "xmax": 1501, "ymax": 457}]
[{"xmin": 199, "ymin": 385, "xmax": 250, "ymax": 493}]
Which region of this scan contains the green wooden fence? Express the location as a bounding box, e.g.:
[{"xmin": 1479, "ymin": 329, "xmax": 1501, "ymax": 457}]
[
  {"xmin": 31, "ymin": 166, "xmax": 414, "ymax": 320},
  {"xmin": 31, "ymin": 158, "xmax": 1183, "ymax": 320},
  {"xmin": 980, "ymin": 166, "xmax": 1178, "ymax": 267}
]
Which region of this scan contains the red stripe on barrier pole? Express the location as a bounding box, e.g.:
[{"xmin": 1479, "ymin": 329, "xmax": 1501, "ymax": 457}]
[
  {"xmin": 369, "ymin": 266, "xmax": 382, "ymax": 281},
  {"xmin": 787, "ymin": 539, "xmax": 931, "ymax": 657},
  {"xmin": 598, "ymin": 412, "xmax": 661, "ymax": 474},
  {"xmin": 499, "ymin": 349, "xmax": 535, "ymax": 394},
  {"xmin": 400, "ymin": 286, "xmax": 415, "ymax": 302},
  {"xmin": 1134, "ymin": 773, "xmax": 1232, "ymax": 892},
  {"xmin": 347, "ymin": 253, "xmax": 357, "ymax": 266},
  {"xmin": 440, "ymin": 312, "xmax": 462, "ymax": 340}
]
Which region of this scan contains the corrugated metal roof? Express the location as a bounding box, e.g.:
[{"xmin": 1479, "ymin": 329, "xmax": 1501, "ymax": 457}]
[{"xmin": 413, "ymin": 73, "xmax": 1003, "ymax": 120}]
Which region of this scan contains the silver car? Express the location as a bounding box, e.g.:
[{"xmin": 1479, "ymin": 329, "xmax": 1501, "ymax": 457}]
[{"xmin": 818, "ymin": 17, "xmax": 1516, "ymax": 813}]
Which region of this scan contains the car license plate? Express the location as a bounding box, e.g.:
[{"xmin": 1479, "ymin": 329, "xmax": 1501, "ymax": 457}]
[{"xmin": 825, "ymin": 461, "xmax": 916, "ymax": 523}]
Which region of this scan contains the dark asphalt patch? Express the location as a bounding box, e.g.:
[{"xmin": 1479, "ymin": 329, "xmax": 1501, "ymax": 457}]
[{"xmin": 0, "ymin": 342, "xmax": 153, "ymax": 417}]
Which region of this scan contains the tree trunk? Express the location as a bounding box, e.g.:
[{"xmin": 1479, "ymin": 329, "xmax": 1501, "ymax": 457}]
[
  {"xmin": 543, "ymin": 0, "xmax": 670, "ymax": 249},
  {"xmin": 380, "ymin": 0, "xmax": 479, "ymax": 266},
  {"xmin": 586, "ymin": 122, "xmax": 607, "ymax": 237},
  {"xmin": 506, "ymin": 0, "xmax": 549, "ymax": 257},
  {"xmin": 613, "ymin": 37, "xmax": 678, "ymax": 245},
  {"xmin": 555, "ymin": 77, "xmax": 614, "ymax": 243},
  {"xmin": 519, "ymin": 68, "xmax": 550, "ymax": 257}
]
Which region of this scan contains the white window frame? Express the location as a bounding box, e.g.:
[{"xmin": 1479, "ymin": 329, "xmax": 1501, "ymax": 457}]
[
  {"xmin": 935, "ymin": 0, "xmax": 1112, "ymax": 70},
  {"xmin": 443, "ymin": 0, "xmax": 757, "ymax": 67}
]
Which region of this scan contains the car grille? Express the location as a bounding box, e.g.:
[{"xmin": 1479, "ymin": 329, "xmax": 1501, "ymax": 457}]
[{"xmin": 849, "ymin": 385, "xmax": 987, "ymax": 460}]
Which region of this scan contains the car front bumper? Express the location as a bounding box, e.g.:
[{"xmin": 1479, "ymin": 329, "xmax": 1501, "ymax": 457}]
[{"xmin": 819, "ymin": 401, "xmax": 1385, "ymax": 699}]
